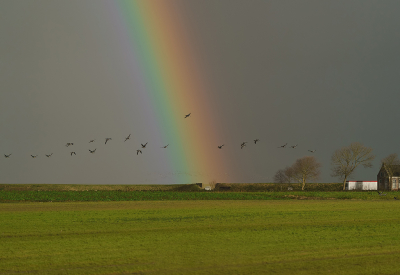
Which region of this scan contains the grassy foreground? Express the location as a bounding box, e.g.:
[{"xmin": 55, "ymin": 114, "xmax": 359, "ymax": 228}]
[{"xmin": 1, "ymin": 200, "xmax": 400, "ymax": 274}]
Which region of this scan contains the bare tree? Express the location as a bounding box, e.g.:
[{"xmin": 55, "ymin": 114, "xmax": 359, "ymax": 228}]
[
  {"xmin": 381, "ymin": 153, "xmax": 400, "ymax": 187},
  {"xmin": 292, "ymin": 156, "xmax": 321, "ymax": 190},
  {"xmin": 273, "ymin": 169, "xmax": 287, "ymax": 184},
  {"xmin": 331, "ymin": 142, "xmax": 375, "ymax": 190},
  {"xmin": 284, "ymin": 166, "xmax": 295, "ymax": 184},
  {"xmin": 273, "ymin": 166, "xmax": 295, "ymax": 184}
]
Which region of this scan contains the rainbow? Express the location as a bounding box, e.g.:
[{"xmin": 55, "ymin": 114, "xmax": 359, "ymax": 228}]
[{"xmin": 108, "ymin": 1, "xmax": 229, "ymax": 184}]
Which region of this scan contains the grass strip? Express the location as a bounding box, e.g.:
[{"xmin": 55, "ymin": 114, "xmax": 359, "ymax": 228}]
[{"xmin": 1, "ymin": 190, "xmax": 398, "ymax": 202}]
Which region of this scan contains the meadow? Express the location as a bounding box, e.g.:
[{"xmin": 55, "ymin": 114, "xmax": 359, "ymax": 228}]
[
  {"xmin": 1, "ymin": 183, "xmax": 398, "ymax": 202},
  {"xmin": 1, "ymin": 200, "xmax": 400, "ymax": 274},
  {"xmin": 0, "ymin": 190, "xmax": 399, "ymax": 202}
]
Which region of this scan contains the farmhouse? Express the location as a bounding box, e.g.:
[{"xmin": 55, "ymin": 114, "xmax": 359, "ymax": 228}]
[
  {"xmin": 377, "ymin": 164, "xmax": 400, "ymax": 191},
  {"xmin": 345, "ymin": 181, "xmax": 377, "ymax": 191}
]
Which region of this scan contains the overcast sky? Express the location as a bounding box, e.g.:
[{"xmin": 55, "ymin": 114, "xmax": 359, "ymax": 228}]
[{"xmin": 1, "ymin": 0, "xmax": 400, "ymax": 184}]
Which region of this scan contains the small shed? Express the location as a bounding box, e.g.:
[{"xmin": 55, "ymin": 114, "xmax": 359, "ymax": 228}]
[{"xmin": 345, "ymin": 181, "xmax": 377, "ymax": 191}]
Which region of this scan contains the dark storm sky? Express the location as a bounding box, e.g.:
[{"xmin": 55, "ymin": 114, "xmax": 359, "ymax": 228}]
[{"xmin": 1, "ymin": 0, "xmax": 399, "ymax": 184}]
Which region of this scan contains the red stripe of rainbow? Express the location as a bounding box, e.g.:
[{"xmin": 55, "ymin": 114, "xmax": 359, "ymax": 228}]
[{"xmin": 114, "ymin": 0, "xmax": 229, "ymax": 183}]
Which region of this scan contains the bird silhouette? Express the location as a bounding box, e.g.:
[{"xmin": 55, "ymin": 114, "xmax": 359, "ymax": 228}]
[
  {"xmin": 394, "ymin": 197, "xmax": 398, "ymax": 200},
  {"xmin": 141, "ymin": 142, "xmax": 148, "ymax": 148},
  {"xmin": 218, "ymin": 145, "xmax": 224, "ymax": 149},
  {"xmin": 31, "ymin": 155, "xmax": 38, "ymax": 158},
  {"xmin": 65, "ymin": 143, "xmax": 74, "ymax": 147},
  {"xmin": 4, "ymin": 154, "xmax": 11, "ymax": 158},
  {"xmin": 241, "ymin": 142, "xmax": 247, "ymax": 149},
  {"xmin": 137, "ymin": 150, "xmax": 142, "ymax": 155},
  {"xmin": 105, "ymin": 138, "xmax": 112, "ymax": 144},
  {"xmin": 308, "ymin": 149, "xmax": 316, "ymax": 153},
  {"xmin": 278, "ymin": 143, "xmax": 287, "ymax": 148},
  {"xmin": 89, "ymin": 149, "xmax": 96, "ymax": 154},
  {"xmin": 124, "ymin": 134, "xmax": 131, "ymax": 142},
  {"xmin": 291, "ymin": 144, "xmax": 298, "ymax": 149},
  {"xmin": 45, "ymin": 153, "xmax": 53, "ymax": 157},
  {"xmin": 254, "ymin": 139, "xmax": 259, "ymax": 144},
  {"xmin": 70, "ymin": 152, "xmax": 76, "ymax": 156},
  {"xmin": 161, "ymin": 144, "xmax": 169, "ymax": 148},
  {"xmin": 89, "ymin": 139, "xmax": 95, "ymax": 143},
  {"xmin": 377, "ymin": 191, "xmax": 386, "ymax": 196},
  {"xmin": 184, "ymin": 113, "xmax": 191, "ymax": 118}
]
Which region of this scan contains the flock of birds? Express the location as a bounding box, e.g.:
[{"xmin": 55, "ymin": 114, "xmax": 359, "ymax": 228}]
[
  {"xmin": 3, "ymin": 137, "xmax": 157, "ymax": 158},
  {"xmin": 2, "ymin": 112, "xmax": 399, "ymax": 199},
  {"xmin": 2, "ymin": 113, "xmax": 318, "ymax": 159}
]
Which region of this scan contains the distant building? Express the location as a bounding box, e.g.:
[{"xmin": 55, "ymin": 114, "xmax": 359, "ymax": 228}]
[
  {"xmin": 345, "ymin": 181, "xmax": 377, "ymax": 191},
  {"xmin": 377, "ymin": 164, "xmax": 400, "ymax": 191}
]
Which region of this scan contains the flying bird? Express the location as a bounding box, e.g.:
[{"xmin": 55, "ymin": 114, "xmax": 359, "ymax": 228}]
[
  {"xmin": 45, "ymin": 153, "xmax": 53, "ymax": 157},
  {"xmin": 254, "ymin": 139, "xmax": 259, "ymax": 144},
  {"xmin": 241, "ymin": 142, "xmax": 247, "ymax": 149},
  {"xmin": 136, "ymin": 150, "xmax": 142, "ymax": 155},
  {"xmin": 377, "ymin": 191, "xmax": 386, "ymax": 196},
  {"xmin": 308, "ymin": 149, "xmax": 316, "ymax": 153},
  {"xmin": 161, "ymin": 144, "xmax": 169, "ymax": 148},
  {"xmin": 70, "ymin": 152, "xmax": 76, "ymax": 156},
  {"xmin": 184, "ymin": 113, "xmax": 191, "ymax": 118},
  {"xmin": 31, "ymin": 155, "xmax": 38, "ymax": 158},
  {"xmin": 105, "ymin": 138, "xmax": 112, "ymax": 144},
  {"xmin": 65, "ymin": 143, "xmax": 74, "ymax": 147},
  {"xmin": 394, "ymin": 197, "xmax": 398, "ymax": 200},
  {"xmin": 124, "ymin": 134, "xmax": 131, "ymax": 142},
  {"xmin": 218, "ymin": 145, "xmax": 224, "ymax": 149},
  {"xmin": 141, "ymin": 142, "xmax": 148, "ymax": 148},
  {"xmin": 89, "ymin": 149, "xmax": 96, "ymax": 154},
  {"xmin": 278, "ymin": 143, "xmax": 287, "ymax": 148},
  {"xmin": 89, "ymin": 139, "xmax": 95, "ymax": 143},
  {"xmin": 4, "ymin": 154, "xmax": 11, "ymax": 158},
  {"xmin": 291, "ymin": 144, "xmax": 298, "ymax": 149}
]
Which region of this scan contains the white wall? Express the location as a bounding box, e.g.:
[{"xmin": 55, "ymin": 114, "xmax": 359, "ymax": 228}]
[{"xmin": 346, "ymin": 181, "xmax": 377, "ymax": 191}]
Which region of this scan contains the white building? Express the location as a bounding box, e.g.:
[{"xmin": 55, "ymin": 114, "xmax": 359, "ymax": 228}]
[{"xmin": 345, "ymin": 181, "xmax": 377, "ymax": 191}]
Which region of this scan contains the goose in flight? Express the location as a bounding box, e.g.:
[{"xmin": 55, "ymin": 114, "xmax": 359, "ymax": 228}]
[
  {"xmin": 137, "ymin": 150, "xmax": 142, "ymax": 155},
  {"xmin": 124, "ymin": 134, "xmax": 131, "ymax": 142},
  {"xmin": 105, "ymin": 138, "xmax": 112, "ymax": 144},
  {"xmin": 70, "ymin": 152, "xmax": 76, "ymax": 156},
  {"xmin": 308, "ymin": 149, "xmax": 316, "ymax": 153},
  {"xmin": 185, "ymin": 113, "xmax": 191, "ymax": 118},
  {"xmin": 89, "ymin": 139, "xmax": 95, "ymax": 143},
  {"xmin": 65, "ymin": 143, "xmax": 74, "ymax": 147},
  {"xmin": 141, "ymin": 142, "xmax": 148, "ymax": 148},
  {"xmin": 291, "ymin": 144, "xmax": 298, "ymax": 149},
  {"xmin": 45, "ymin": 153, "xmax": 53, "ymax": 157},
  {"xmin": 241, "ymin": 142, "xmax": 247, "ymax": 149},
  {"xmin": 4, "ymin": 154, "xmax": 11, "ymax": 158},
  {"xmin": 31, "ymin": 155, "xmax": 38, "ymax": 158},
  {"xmin": 278, "ymin": 143, "xmax": 287, "ymax": 148},
  {"xmin": 218, "ymin": 145, "xmax": 224, "ymax": 149},
  {"xmin": 161, "ymin": 144, "xmax": 169, "ymax": 148},
  {"xmin": 254, "ymin": 139, "xmax": 259, "ymax": 144},
  {"xmin": 89, "ymin": 149, "xmax": 96, "ymax": 154}
]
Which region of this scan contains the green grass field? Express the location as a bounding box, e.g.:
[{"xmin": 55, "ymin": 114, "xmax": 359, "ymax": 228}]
[
  {"xmin": 1, "ymin": 200, "xmax": 400, "ymax": 274},
  {"xmin": 1, "ymin": 190, "xmax": 399, "ymax": 202}
]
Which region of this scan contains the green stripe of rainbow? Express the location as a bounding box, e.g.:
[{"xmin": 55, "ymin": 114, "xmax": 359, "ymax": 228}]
[{"xmin": 114, "ymin": 0, "xmax": 228, "ymax": 183}]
